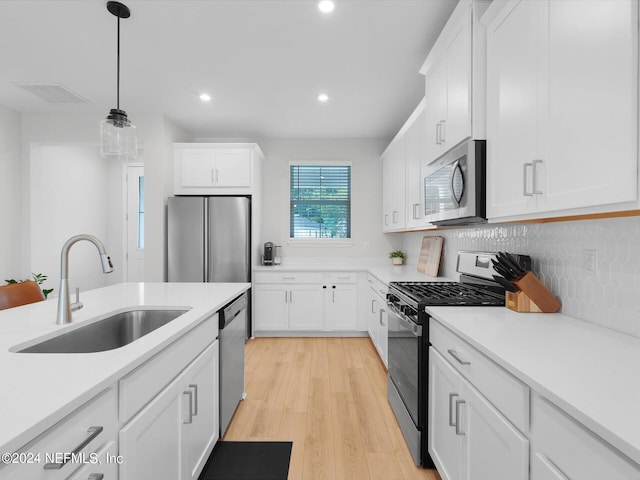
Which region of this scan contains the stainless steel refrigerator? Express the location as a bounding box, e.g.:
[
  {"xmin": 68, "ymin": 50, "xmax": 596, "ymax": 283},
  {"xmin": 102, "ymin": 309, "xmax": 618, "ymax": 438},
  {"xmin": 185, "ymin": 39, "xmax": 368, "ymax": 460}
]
[{"xmin": 167, "ymin": 196, "xmax": 250, "ymax": 283}]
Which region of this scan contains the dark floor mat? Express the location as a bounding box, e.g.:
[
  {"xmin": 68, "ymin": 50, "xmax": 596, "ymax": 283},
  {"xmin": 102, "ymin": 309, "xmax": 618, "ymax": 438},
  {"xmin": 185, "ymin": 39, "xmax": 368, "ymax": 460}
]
[{"xmin": 198, "ymin": 441, "xmax": 292, "ymax": 480}]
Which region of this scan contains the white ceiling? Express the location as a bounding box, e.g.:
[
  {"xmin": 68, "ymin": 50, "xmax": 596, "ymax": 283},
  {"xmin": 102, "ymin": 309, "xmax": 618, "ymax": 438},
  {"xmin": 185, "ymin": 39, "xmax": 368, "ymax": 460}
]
[{"xmin": 0, "ymin": 0, "xmax": 457, "ymax": 140}]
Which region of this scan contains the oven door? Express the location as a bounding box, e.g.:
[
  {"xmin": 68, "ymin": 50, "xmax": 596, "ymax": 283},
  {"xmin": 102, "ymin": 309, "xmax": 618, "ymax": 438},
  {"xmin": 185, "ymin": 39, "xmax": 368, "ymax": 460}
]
[{"xmin": 387, "ymin": 305, "xmax": 423, "ymax": 428}]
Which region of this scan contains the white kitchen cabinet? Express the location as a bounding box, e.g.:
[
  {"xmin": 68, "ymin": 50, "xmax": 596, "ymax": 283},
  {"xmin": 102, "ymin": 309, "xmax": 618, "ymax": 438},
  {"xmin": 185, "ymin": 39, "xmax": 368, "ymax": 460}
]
[
  {"xmin": 382, "ymin": 138, "xmax": 406, "ymax": 232},
  {"xmin": 67, "ymin": 441, "xmax": 119, "ymax": 480},
  {"xmin": 366, "ymin": 274, "xmax": 388, "ymax": 367},
  {"xmin": 323, "ymin": 272, "xmax": 358, "ymax": 331},
  {"xmin": 421, "ymin": 0, "xmax": 488, "ymax": 165},
  {"xmin": 173, "ymin": 143, "xmax": 264, "ymax": 195},
  {"xmin": 253, "ymin": 272, "xmax": 324, "ymax": 332},
  {"xmin": 429, "ymin": 347, "xmax": 529, "ymax": 480},
  {"xmin": 530, "ymin": 394, "xmax": 640, "ymax": 480},
  {"xmin": 486, "ymin": 0, "xmax": 638, "ymax": 221},
  {"xmin": 119, "ymin": 317, "xmax": 219, "ymax": 480},
  {"xmin": 0, "ymin": 388, "xmax": 118, "ymax": 480},
  {"xmin": 404, "ymin": 102, "xmax": 426, "ymax": 230},
  {"xmin": 253, "ymin": 271, "xmax": 360, "ymax": 333}
]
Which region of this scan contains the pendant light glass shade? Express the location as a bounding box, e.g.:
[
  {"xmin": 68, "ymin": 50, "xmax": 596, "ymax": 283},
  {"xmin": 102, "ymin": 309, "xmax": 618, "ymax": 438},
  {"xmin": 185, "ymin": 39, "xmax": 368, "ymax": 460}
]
[
  {"xmin": 100, "ymin": 2, "xmax": 137, "ymax": 159},
  {"xmin": 100, "ymin": 108, "xmax": 137, "ymax": 158}
]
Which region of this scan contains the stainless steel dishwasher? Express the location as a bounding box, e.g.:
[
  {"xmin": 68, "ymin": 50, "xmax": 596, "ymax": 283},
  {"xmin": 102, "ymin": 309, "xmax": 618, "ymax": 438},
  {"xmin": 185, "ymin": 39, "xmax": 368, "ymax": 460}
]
[{"xmin": 219, "ymin": 292, "xmax": 247, "ymax": 437}]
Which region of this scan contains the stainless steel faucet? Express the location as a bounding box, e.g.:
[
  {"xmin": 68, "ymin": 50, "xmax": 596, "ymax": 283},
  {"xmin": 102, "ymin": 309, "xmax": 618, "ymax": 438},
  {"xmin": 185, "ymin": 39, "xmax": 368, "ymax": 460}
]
[{"xmin": 56, "ymin": 234, "xmax": 114, "ymax": 325}]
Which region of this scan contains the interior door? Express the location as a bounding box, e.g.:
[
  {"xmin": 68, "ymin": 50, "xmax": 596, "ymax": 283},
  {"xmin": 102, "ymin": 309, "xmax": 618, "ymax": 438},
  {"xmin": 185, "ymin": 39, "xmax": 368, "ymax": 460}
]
[{"xmin": 126, "ymin": 165, "xmax": 145, "ymax": 282}]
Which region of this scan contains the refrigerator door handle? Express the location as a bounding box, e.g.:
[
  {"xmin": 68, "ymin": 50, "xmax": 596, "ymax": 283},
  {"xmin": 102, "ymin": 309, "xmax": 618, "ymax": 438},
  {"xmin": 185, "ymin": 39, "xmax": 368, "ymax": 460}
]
[{"xmin": 203, "ymin": 199, "xmax": 209, "ymax": 282}]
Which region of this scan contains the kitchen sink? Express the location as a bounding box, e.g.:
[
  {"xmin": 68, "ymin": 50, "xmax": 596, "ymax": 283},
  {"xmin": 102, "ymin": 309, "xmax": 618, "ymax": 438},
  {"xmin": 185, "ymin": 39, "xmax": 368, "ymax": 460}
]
[{"xmin": 16, "ymin": 309, "xmax": 189, "ymax": 353}]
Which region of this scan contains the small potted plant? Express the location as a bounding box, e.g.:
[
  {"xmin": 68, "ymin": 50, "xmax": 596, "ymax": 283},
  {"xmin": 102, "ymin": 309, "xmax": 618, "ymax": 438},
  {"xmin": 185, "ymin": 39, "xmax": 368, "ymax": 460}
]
[{"xmin": 389, "ymin": 250, "xmax": 406, "ymax": 266}]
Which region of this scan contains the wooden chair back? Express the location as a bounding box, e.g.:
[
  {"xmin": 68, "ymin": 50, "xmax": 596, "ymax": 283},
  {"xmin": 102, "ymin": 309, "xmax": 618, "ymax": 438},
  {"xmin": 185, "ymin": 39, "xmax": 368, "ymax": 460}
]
[{"xmin": 0, "ymin": 281, "xmax": 45, "ymax": 310}]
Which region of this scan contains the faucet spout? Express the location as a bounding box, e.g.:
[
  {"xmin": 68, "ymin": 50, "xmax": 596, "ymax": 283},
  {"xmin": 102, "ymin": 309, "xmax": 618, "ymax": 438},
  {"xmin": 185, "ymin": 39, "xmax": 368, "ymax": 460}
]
[{"xmin": 56, "ymin": 234, "xmax": 114, "ymax": 325}]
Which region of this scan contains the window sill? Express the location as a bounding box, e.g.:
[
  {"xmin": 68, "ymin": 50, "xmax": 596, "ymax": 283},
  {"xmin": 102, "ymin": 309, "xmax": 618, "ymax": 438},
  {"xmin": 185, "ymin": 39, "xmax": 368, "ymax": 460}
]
[{"xmin": 287, "ymin": 238, "xmax": 354, "ymax": 247}]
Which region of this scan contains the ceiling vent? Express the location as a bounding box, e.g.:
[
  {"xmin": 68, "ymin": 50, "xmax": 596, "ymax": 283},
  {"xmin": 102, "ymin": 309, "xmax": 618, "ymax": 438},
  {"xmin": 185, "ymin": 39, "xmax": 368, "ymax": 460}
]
[{"xmin": 13, "ymin": 83, "xmax": 89, "ymax": 104}]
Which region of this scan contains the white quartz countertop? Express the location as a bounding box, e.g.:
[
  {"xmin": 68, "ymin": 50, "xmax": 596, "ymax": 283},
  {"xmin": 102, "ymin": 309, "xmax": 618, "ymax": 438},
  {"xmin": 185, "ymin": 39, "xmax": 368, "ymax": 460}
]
[
  {"xmin": 254, "ymin": 263, "xmax": 450, "ymax": 285},
  {"xmin": 0, "ymin": 282, "xmax": 250, "ymax": 456},
  {"xmin": 427, "ymin": 306, "xmax": 640, "ymax": 465}
]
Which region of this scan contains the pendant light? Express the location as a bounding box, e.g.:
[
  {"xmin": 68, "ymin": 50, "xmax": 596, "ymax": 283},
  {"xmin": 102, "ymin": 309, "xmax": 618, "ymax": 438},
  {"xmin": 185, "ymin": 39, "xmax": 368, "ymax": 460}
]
[{"xmin": 100, "ymin": 1, "xmax": 137, "ymax": 159}]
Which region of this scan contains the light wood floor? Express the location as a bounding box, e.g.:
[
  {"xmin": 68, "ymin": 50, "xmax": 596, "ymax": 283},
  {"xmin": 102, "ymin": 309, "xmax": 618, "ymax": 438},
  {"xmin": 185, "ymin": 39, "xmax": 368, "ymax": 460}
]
[{"xmin": 223, "ymin": 337, "xmax": 441, "ymax": 480}]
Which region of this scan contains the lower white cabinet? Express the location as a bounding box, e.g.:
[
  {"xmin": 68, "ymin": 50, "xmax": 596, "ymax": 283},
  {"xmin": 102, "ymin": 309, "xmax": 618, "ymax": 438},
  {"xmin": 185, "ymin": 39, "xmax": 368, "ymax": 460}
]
[
  {"xmin": 366, "ymin": 274, "xmax": 388, "ymax": 366},
  {"xmin": 0, "ymin": 387, "xmax": 118, "ymax": 480},
  {"xmin": 253, "ymin": 271, "xmax": 358, "ymax": 333},
  {"xmin": 530, "ymin": 394, "xmax": 640, "ymax": 480},
  {"xmin": 429, "ymin": 347, "xmax": 529, "ymax": 480},
  {"xmin": 120, "ymin": 340, "xmax": 219, "ymax": 480}
]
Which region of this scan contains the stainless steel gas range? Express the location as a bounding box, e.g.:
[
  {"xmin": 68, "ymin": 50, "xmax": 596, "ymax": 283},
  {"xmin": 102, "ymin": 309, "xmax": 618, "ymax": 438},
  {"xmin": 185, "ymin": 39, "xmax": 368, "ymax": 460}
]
[{"xmin": 386, "ymin": 251, "xmax": 531, "ymax": 467}]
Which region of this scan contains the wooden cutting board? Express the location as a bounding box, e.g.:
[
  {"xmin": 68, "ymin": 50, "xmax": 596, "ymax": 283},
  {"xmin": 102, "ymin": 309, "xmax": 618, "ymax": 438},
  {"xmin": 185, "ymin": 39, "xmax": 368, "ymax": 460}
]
[{"xmin": 417, "ymin": 236, "xmax": 444, "ymax": 277}]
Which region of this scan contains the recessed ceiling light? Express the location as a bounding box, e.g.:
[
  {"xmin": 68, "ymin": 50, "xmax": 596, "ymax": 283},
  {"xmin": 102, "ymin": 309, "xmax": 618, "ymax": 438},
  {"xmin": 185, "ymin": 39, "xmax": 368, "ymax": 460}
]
[
  {"xmin": 318, "ymin": 93, "xmax": 329, "ymax": 102},
  {"xmin": 199, "ymin": 93, "xmax": 211, "ymax": 102},
  {"xmin": 318, "ymin": 0, "xmax": 335, "ymax": 14}
]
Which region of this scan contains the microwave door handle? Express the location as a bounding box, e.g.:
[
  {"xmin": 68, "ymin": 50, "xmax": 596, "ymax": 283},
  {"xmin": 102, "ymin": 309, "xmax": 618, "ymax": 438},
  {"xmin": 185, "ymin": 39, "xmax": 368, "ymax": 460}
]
[{"xmin": 449, "ymin": 160, "xmax": 465, "ymax": 206}]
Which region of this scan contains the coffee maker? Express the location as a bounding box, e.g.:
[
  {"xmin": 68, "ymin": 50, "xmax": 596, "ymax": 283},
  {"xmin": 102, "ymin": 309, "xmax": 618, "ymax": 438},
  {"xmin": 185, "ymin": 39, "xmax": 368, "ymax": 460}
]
[{"xmin": 262, "ymin": 242, "xmax": 274, "ymax": 266}]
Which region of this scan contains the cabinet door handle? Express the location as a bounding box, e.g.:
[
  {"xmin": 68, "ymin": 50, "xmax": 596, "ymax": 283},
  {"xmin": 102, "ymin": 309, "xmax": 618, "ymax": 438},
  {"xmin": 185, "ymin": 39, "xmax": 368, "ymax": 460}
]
[
  {"xmin": 183, "ymin": 390, "xmax": 194, "ymax": 424},
  {"xmin": 532, "ymin": 159, "xmax": 543, "ymax": 195},
  {"xmin": 216, "ymin": 168, "xmax": 220, "ymax": 184},
  {"xmin": 211, "ymin": 169, "xmax": 215, "ymax": 184},
  {"xmin": 284, "ymin": 290, "xmax": 288, "ymax": 303},
  {"xmin": 447, "ymin": 349, "xmax": 470, "ymax": 365},
  {"xmin": 455, "ymin": 399, "xmax": 466, "ymax": 435},
  {"xmin": 371, "ymin": 299, "xmax": 376, "ymax": 313},
  {"xmin": 289, "ymin": 291, "xmax": 293, "ymax": 303},
  {"xmin": 282, "ymin": 276, "xmax": 296, "ymax": 280},
  {"xmin": 384, "ymin": 214, "xmax": 389, "ymax": 226},
  {"xmin": 440, "ymin": 120, "xmax": 446, "ymax": 144},
  {"xmin": 448, "ymin": 393, "xmax": 459, "ymax": 427},
  {"xmin": 523, "ymin": 162, "xmax": 533, "ymax": 196},
  {"xmin": 379, "ymin": 308, "xmax": 386, "ymax": 326},
  {"xmin": 436, "ymin": 122, "xmax": 442, "ymax": 145},
  {"xmin": 43, "ymin": 426, "xmax": 104, "ymax": 469},
  {"xmin": 392, "ymin": 211, "xmax": 398, "ymax": 223},
  {"xmin": 88, "ymin": 475, "xmax": 105, "ymax": 480},
  {"xmin": 189, "ymin": 383, "xmax": 198, "ymax": 416},
  {"xmin": 413, "ymin": 204, "xmax": 421, "ymax": 219}
]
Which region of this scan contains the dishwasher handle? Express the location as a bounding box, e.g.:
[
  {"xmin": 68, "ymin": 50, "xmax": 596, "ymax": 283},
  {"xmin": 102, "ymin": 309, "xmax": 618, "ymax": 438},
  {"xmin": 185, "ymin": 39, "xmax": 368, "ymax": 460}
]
[{"xmin": 220, "ymin": 292, "xmax": 248, "ymax": 329}]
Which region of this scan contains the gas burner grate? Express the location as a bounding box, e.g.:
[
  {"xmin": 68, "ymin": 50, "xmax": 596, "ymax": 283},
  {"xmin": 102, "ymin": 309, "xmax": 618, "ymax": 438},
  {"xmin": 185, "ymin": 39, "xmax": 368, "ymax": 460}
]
[{"xmin": 390, "ymin": 281, "xmax": 505, "ymax": 306}]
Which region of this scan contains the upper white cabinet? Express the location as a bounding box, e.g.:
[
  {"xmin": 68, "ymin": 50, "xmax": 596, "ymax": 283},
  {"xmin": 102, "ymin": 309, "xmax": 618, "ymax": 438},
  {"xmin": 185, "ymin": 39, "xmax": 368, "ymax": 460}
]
[
  {"xmin": 486, "ymin": 0, "xmax": 638, "ymax": 221},
  {"xmin": 174, "ymin": 143, "xmax": 264, "ymax": 195},
  {"xmin": 405, "ymin": 102, "xmax": 427, "ymax": 230},
  {"xmin": 421, "ymin": 0, "xmax": 489, "ymax": 164},
  {"xmin": 381, "ymin": 137, "xmax": 406, "ymax": 232}
]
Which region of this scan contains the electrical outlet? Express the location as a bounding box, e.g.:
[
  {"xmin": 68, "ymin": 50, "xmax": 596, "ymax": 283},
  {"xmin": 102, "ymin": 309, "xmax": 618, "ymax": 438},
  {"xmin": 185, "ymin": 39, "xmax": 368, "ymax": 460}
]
[{"xmin": 584, "ymin": 249, "xmax": 598, "ymax": 273}]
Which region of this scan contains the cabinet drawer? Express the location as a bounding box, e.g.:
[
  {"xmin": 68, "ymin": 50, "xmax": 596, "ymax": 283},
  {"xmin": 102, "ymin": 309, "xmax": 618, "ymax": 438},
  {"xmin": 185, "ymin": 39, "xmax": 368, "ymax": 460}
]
[
  {"xmin": 531, "ymin": 395, "xmax": 640, "ymax": 480},
  {"xmin": 254, "ymin": 272, "xmax": 323, "ymax": 284},
  {"xmin": 430, "ymin": 318, "xmax": 529, "ymax": 433},
  {"xmin": 67, "ymin": 441, "xmax": 118, "ymax": 480},
  {"xmin": 0, "ymin": 388, "xmax": 118, "ymax": 480},
  {"xmin": 119, "ymin": 315, "xmax": 218, "ymax": 422},
  {"xmin": 328, "ymin": 272, "xmax": 357, "ymax": 284},
  {"xmin": 366, "ymin": 274, "xmax": 388, "ymax": 299}
]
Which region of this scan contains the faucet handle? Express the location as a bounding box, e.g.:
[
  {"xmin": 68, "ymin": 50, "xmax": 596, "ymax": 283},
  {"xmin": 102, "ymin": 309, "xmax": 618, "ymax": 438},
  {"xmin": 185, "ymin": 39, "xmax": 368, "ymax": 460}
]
[{"xmin": 71, "ymin": 287, "xmax": 84, "ymax": 312}]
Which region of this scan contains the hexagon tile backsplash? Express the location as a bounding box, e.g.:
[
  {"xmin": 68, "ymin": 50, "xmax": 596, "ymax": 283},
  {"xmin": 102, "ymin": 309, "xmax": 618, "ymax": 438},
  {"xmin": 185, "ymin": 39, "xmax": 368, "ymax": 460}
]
[{"xmin": 400, "ymin": 215, "xmax": 640, "ymax": 338}]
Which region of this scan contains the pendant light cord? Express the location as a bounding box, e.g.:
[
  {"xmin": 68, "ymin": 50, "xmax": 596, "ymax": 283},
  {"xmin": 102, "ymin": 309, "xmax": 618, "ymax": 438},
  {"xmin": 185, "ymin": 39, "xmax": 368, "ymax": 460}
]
[{"xmin": 116, "ymin": 16, "xmax": 120, "ymax": 111}]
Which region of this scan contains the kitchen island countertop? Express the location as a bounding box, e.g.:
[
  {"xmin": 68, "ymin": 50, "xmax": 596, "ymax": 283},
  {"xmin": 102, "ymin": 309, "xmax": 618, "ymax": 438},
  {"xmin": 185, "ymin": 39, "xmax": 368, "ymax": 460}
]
[
  {"xmin": 427, "ymin": 305, "xmax": 640, "ymax": 466},
  {"xmin": 0, "ymin": 282, "xmax": 250, "ymax": 457}
]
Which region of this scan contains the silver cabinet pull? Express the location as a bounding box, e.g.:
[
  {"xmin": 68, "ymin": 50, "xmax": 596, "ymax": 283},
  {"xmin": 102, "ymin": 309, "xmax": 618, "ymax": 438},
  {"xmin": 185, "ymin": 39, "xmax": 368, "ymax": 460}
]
[
  {"xmin": 289, "ymin": 291, "xmax": 293, "ymax": 303},
  {"xmin": 183, "ymin": 390, "xmax": 194, "ymax": 424},
  {"xmin": 88, "ymin": 475, "xmax": 105, "ymax": 480},
  {"xmin": 440, "ymin": 120, "xmax": 446, "ymax": 144},
  {"xmin": 392, "ymin": 211, "xmax": 398, "ymax": 223},
  {"xmin": 371, "ymin": 299, "xmax": 376, "ymax": 313},
  {"xmin": 447, "ymin": 349, "xmax": 470, "ymax": 365},
  {"xmin": 384, "ymin": 214, "xmax": 389, "ymax": 226},
  {"xmin": 379, "ymin": 308, "xmax": 386, "ymax": 326},
  {"xmin": 532, "ymin": 159, "xmax": 543, "ymax": 195},
  {"xmin": 523, "ymin": 162, "xmax": 533, "ymax": 196},
  {"xmin": 215, "ymin": 168, "xmax": 220, "ymax": 184},
  {"xmin": 455, "ymin": 399, "xmax": 466, "ymax": 435},
  {"xmin": 448, "ymin": 393, "xmax": 459, "ymax": 427},
  {"xmin": 43, "ymin": 426, "xmax": 103, "ymax": 470},
  {"xmin": 436, "ymin": 121, "xmax": 442, "ymax": 145},
  {"xmin": 412, "ymin": 204, "xmax": 421, "ymax": 219},
  {"xmin": 189, "ymin": 384, "xmax": 198, "ymax": 416},
  {"xmin": 282, "ymin": 276, "xmax": 296, "ymax": 280}
]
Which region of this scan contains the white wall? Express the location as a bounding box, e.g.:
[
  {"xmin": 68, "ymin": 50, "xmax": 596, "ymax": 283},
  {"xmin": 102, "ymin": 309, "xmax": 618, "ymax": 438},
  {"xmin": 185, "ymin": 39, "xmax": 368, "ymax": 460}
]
[
  {"xmin": 0, "ymin": 106, "xmax": 22, "ymax": 282},
  {"xmin": 257, "ymin": 138, "xmax": 394, "ymax": 260}
]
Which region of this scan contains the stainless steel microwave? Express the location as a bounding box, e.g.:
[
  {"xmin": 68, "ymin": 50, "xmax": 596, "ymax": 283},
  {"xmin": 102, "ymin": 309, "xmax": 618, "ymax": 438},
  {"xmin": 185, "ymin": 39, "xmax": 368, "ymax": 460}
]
[{"xmin": 423, "ymin": 139, "xmax": 486, "ymax": 226}]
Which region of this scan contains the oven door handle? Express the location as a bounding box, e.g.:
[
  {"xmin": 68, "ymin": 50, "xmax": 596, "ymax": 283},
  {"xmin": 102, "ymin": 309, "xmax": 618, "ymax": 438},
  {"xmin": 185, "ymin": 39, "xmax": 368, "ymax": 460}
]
[{"xmin": 388, "ymin": 307, "xmax": 422, "ymax": 337}]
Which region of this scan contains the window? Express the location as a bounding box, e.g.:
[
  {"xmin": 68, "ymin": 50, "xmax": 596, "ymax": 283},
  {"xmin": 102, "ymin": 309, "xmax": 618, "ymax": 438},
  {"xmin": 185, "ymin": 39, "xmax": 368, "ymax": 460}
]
[{"xmin": 290, "ymin": 164, "xmax": 351, "ymax": 239}]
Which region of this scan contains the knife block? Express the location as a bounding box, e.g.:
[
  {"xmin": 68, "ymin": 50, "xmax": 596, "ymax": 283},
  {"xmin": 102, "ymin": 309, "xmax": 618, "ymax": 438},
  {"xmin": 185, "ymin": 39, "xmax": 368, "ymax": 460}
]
[{"xmin": 507, "ymin": 272, "xmax": 561, "ymax": 313}]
